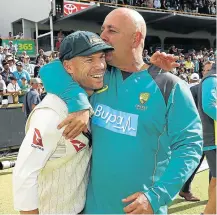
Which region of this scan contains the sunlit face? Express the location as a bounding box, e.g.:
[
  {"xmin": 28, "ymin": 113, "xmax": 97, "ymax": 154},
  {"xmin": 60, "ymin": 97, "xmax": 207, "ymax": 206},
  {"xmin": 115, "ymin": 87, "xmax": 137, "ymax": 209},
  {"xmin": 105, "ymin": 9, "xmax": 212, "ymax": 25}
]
[
  {"xmin": 24, "ymin": 57, "xmax": 30, "ymax": 64},
  {"xmin": 7, "ymin": 60, "xmax": 14, "ymax": 66},
  {"xmin": 39, "ymin": 50, "xmax": 44, "ymax": 55},
  {"xmin": 65, "ymin": 52, "xmax": 106, "ymax": 93},
  {"xmin": 11, "ymin": 79, "xmax": 17, "ymax": 85},
  {"xmin": 17, "ymin": 65, "xmax": 23, "ymax": 72},
  {"xmin": 39, "ymin": 59, "xmax": 45, "ymax": 65},
  {"xmin": 100, "ymin": 12, "xmax": 134, "ymax": 66},
  {"xmin": 3, "ymin": 62, "xmax": 9, "ymax": 70},
  {"xmin": 3, "ymin": 49, "xmax": 8, "ymax": 54},
  {"xmin": 203, "ymin": 63, "xmax": 212, "ymax": 75}
]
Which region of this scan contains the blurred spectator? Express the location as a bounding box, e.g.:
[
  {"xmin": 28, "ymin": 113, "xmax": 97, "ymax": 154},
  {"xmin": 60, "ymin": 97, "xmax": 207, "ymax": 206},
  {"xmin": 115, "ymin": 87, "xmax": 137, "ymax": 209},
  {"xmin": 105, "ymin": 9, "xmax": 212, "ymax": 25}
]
[
  {"xmin": 98, "ymin": 0, "xmax": 216, "ymax": 14},
  {"xmin": 0, "ymin": 35, "xmax": 2, "ymax": 47},
  {"xmin": 147, "ymin": 0, "xmax": 154, "ymax": 8},
  {"xmin": 8, "ymin": 32, "xmax": 13, "ymax": 40},
  {"xmin": 3, "ymin": 47, "xmax": 9, "ymax": 57},
  {"xmin": 143, "ymin": 49, "xmax": 151, "ymax": 65},
  {"xmin": 179, "ymin": 73, "xmax": 188, "ymax": 82},
  {"xmin": 6, "ymin": 76, "xmax": 21, "ymax": 104},
  {"xmin": 0, "ymin": 60, "xmax": 14, "ymax": 85},
  {"xmin": 49, "ymin": 52, "xmax": 58, "ymax": 61},
  {"xmin": 13, "ymin": 61, "xmax": 31, "ymax": 87},
  {"xmin": 23, "ymin": 78, "xmax": 42, "ymax": 119},
  {"xmin": 19, "ymin": 77, "xmax": 31, "ymax": 103},
  {"xmin": 169, "ymin": 45, "xmax": 178, "ymax": 55},
  {"xmin": 8, "ymin": 41, "xmax": 17, "ymax": 56},
  {"xmin": 44, "ymin": 56, "xmax": 50, "ymax": 64},
  {"xmin": 192, "ymin": 54, "xmax": 200, "ymax": 73},
  {"xmin": 34, "ymin": 58, "xmax": 45, "ymax": 78},
  {"xmin": 57, "ymin": 29, "xmax": 65, "ymax": 40},
  {"xmin": 210, "ymin": 3, "xmax": 216, "ymax": 14},
  {"xmin": 56, "ymin": 37, "xmax": 63, "ymax": 51},
  {"xmin": 0, "ymin": 46, "xmax": 5, "ymax": 67},
  {"xmin": 203, "ymin": 53, "xmax": 210, "ymax": 62},
  {"xmin": 0, "ymin": 74, "xmax": 6, "ymax": 104},
  {"xmin": 15, "ymin": 32, "xmax": 23, "ymax": 39},
  {"xmin": 197, "ymin": 50, "xmax": 203, "ymax": 59},
  {"xmin": 198, "ymin": 57, "xmax": 204, "ymax": 78},
  {"xmin": 22, "ymin": 51, "xmax": 27, "ymax": 57},
  {"xmin": 20, "ymin": 55, "xmax": 25, "ymax": 63},
  {"xmin": 209, "ymin": 52, "xmax": 215, "ymax": 61},
  {"xmin": 189, "ymin": 73, "xmax": 200, "ymax": 88},
  {"xmin": 184, "ymin": 56, "xmax": 194, "ymax": 72},
  {"xmin": 20, "ymin": 77, "xmax": 30, "ymax": 93},
  {"xmin": 36, "ymin": 49, "xmax": 46, "ymax": 64},
  {"xmin": 154, "ymin": 0, "xmax": 161, "ymax": 8},
  {"xmin": 7, "ymin": 56, "xmax": 17, "ymax": 72},
  {"xmin": 23, "ymin": 55, "xmax": 35, "ymax": 76},
  {"xmin": 0, "ymin": 75, "xmax": 6, "ymax": 93},
  {"xmin": 177, "ymin": 54, "xmax": 185, "ymax": 66}
]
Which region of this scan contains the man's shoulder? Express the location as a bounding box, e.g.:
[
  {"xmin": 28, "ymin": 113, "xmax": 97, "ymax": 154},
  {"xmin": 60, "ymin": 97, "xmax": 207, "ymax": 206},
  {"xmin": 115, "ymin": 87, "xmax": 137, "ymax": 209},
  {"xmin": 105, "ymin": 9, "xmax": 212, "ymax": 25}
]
[
  {"xmin": 148, "ymin": 65, "xmax": 181, "ymax": 84},
  {"xmin": 34, "ymin": 93, "xmax": 68, "ymax": 118},
  {"xmin": 28, "ymin": 89, "xmax": 39, "ymax": 96},
  {"xmin": 7, "ymin": 83, "xmax": 13, "ymax": 88},
  {"xmin": 147, "ymin": 65, "xmax": 182, "ymax": 105}
]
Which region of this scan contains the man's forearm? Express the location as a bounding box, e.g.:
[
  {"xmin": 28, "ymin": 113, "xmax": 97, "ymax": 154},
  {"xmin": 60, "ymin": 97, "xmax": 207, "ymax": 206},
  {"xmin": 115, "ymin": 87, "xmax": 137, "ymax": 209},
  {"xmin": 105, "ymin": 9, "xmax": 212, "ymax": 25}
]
[{"xmin": 20, "ymin": 209, "xmax": 39, "ymax": 214}]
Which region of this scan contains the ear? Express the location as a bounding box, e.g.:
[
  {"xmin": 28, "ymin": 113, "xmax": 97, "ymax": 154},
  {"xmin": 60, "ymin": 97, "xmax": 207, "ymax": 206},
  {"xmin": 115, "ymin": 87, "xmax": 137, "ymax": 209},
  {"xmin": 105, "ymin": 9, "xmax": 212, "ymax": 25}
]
[
  {"xmin": 63, "ymin": 60, "xmax": 73, "ymax": 75},
  {"xmin": 132, "ymin": 32, "xmax": 142, "ymax": 48}
]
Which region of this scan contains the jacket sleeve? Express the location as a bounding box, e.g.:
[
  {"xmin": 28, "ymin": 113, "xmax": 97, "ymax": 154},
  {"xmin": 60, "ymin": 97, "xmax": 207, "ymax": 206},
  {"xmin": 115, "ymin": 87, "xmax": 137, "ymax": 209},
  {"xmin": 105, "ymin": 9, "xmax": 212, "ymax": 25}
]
[
  {"xmin": 39, "ymin": 60, "xmax": 91, "ymax": 113},
  {"xmin": 144, "ymin": 81, "xmax": 203, "ymax": 213},
  {"xmin": 13, "ymin": 108, "xmax": 62, "ymax": 211},
  {"xmin": 202, "ymin": 76, "xmax": 217, "ymax": 120}
]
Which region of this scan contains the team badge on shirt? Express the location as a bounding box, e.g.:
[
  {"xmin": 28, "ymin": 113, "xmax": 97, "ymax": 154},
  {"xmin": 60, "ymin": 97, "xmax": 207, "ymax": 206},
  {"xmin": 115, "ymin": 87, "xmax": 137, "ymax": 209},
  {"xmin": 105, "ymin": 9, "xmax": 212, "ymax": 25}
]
[
  {"xmin": 31, "ymin": 128, "xmax": 44, "ymax": 151},
  {"xmin": 139, "ymin": 93, "xmax": 150, "ymax": 104},
  {"xmin": 135, "ymin": 93, "xmax": 150, "ymax": 111}
]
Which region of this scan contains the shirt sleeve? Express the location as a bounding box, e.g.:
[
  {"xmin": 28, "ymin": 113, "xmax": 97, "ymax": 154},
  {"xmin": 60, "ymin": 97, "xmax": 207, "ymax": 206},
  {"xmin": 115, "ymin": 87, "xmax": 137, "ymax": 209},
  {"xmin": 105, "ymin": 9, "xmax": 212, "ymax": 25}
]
[
  {"xmin": 144, "ymin": 81, "xmax": 203, "ymax": 213},
  {"xmin": 31, "ymin": 93, "xmax": 40, "ymax": 105},
  {"xmin": 39, "ymin": 60, "xmax": 91, "ymax": 113},
  {"xmin": 7, "ymin": 83, "xmax": 13, "ymax": 92},
  {"xmin": 16, "ymin": 83, "xmax": 21, "ymax": 91},
  {"xmin": 13, "ymin": 108, "xmax": 63, "ymax": 211},
  {"xmin": 25, "ymin": 71, "xmax": 31, "ymax": 82},
  {"xmin": 2, "ymin": 80, "xmax": 6, "ymax": 90},
  {"xmin": 202, "ymin": 76, "xmax": 217, "ymax": 120}
]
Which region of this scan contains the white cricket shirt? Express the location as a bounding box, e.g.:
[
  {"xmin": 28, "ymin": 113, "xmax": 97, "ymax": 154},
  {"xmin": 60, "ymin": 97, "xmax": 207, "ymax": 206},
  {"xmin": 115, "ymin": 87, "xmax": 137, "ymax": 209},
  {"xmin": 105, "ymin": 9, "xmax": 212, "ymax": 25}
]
[{"xmin": 13, "ymin": 93, "xmax": 92, "ymax": 214}]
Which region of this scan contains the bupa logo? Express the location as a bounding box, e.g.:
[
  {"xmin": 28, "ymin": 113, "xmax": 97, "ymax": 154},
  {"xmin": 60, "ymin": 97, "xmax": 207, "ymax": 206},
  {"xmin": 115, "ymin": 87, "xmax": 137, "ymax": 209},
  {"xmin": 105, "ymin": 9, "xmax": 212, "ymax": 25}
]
[{"xmin": 92, "ymin": 104, "xmax": 138, "ymax": 136}]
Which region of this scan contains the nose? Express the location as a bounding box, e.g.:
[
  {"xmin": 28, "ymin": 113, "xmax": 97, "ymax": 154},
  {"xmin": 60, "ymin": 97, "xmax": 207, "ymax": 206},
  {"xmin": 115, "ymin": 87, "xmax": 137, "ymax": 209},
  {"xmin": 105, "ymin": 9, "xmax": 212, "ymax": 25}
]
[
  {"xmin": 94, "ymin": 59, "xmax": 106, "ymax": 72},
  {"xmin": 100, "ymin": 30, "xmax": 109, "ymax": 44}
]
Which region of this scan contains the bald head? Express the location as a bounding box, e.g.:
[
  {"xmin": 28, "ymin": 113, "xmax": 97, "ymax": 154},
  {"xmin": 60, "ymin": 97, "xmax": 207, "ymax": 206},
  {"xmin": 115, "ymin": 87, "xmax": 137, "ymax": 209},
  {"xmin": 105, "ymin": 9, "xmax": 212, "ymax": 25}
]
[
  {"xmin": 106, "ymin": 8, "xmax": 146, "ymax": 40},
  {"xmin": 101, "ymin": 8, "xmax": 147, "ymax": 71}
]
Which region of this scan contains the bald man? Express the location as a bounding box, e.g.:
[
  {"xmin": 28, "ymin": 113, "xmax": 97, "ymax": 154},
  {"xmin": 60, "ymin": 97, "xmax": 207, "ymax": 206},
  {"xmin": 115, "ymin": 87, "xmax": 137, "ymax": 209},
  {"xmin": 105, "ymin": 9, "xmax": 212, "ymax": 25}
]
[{"xmin": 40, "ymin": 8, "xmax": 202, "ymax": 214}]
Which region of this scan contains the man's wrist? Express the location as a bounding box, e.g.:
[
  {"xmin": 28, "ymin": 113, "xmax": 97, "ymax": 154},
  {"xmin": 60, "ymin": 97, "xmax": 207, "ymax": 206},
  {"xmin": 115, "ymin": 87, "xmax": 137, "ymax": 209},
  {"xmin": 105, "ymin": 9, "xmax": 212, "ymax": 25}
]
[{"xmin": 88, "ymin": 107, "xmax": 94, "ymax": 118}]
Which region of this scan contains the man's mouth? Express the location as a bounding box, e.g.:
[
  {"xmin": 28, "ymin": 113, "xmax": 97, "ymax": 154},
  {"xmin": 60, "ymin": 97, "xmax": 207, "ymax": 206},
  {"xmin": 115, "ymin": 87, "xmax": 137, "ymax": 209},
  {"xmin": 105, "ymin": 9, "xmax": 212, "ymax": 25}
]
[{"xmin": 90, "ymin": 74, "xmax": 104, "ymax": 79}]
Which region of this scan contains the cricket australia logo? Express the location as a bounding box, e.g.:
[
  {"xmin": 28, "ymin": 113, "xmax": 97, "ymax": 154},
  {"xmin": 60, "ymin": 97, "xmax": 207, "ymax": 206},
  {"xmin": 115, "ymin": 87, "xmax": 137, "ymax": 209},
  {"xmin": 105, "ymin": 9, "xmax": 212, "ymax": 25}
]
[{"xmin": 92, "ymin": 104, "xmax": 138, "ymax": 136}]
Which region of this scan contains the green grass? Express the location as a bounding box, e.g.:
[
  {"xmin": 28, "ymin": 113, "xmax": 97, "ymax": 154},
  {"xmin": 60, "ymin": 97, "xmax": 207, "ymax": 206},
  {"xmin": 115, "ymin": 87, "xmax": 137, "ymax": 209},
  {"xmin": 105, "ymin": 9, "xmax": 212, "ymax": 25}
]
[
  {"xmin": 0, "ymin": 168, "xmax": 209, "ymax": 214},
  {"xmin": 169, "ymin": 170, "xmax": 209, "ymax": 214}
]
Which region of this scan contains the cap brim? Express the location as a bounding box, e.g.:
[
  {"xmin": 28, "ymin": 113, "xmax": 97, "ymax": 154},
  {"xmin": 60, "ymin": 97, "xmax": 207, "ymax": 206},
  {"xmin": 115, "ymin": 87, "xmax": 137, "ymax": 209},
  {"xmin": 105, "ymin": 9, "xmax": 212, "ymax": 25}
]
[{"xmin": 78, "ymin": 43, "xmax": 114, "ymax": 57}]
